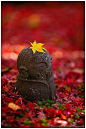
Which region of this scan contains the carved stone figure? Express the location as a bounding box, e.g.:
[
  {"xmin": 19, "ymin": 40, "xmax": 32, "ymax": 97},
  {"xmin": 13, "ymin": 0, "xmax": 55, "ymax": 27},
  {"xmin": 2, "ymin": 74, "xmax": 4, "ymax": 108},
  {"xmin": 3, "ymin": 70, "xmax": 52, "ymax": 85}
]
[{"xmin": 14, "ymin": 46, "xmax": 56, "ymax": 101}]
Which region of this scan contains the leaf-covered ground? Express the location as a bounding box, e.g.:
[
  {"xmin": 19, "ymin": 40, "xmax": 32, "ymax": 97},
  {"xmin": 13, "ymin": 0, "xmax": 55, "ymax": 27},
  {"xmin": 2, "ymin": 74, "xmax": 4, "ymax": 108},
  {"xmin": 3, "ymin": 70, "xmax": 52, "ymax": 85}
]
[{"xmin": 1, "ymin": 2, "xmax": 85, "ymax": 128}]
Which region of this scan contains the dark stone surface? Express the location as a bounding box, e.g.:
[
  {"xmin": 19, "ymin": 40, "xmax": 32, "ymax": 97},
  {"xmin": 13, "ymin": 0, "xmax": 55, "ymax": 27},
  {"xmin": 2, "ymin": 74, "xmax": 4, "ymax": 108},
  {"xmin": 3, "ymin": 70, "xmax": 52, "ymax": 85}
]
[{"xmin": 14, "ymin": 47, "xmax": 56, "ymax": 101}]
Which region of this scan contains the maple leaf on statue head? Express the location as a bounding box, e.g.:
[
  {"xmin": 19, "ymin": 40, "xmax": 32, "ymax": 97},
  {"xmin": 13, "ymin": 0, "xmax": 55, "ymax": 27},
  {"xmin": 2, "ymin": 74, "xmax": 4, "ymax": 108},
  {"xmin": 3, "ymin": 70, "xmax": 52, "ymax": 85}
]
[{"xmin": 30, "ymin": 40, "xmax": 46, "ymax": 54}]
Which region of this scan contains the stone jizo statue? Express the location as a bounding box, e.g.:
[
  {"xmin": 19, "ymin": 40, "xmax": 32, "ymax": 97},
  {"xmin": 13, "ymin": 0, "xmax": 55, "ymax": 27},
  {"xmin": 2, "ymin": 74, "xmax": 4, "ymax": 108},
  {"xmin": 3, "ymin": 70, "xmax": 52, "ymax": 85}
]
[{"xmin": 14, "ymin": 41, "xmax": 56, "ymax": 101}]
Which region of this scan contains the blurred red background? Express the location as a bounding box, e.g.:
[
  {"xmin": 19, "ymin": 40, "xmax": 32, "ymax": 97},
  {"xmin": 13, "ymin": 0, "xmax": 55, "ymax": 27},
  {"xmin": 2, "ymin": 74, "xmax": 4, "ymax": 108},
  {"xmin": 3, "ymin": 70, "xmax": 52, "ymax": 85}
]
[{"xmin": 1, "ymin": 1, "xmax": 85, "ymax": 61}]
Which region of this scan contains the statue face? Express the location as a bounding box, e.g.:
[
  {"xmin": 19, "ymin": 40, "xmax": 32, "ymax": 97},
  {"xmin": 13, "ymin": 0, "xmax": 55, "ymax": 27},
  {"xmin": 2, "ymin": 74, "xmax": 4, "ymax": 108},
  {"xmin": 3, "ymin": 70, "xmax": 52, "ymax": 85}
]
[
  {"xmin": 28, "ymin": 62, "xmax": 47, "ymax": 79},
  {"xmin": 19, "ymin": 62, "xmax": 50, "ymax": 80}
]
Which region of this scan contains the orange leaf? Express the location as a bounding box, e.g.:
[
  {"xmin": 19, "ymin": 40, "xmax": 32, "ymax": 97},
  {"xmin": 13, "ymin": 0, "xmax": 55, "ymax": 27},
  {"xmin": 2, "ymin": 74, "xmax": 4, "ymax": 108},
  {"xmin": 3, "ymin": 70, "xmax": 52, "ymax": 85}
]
[
  {"xmin": 66, "ymin": 87, "xmax": 71, "ymax": 93},
  {"xmin": 8, "ymin": 102, "xmax": 21, "ymax": 111},
  {"xmin": 4, "ymin": 85, "xmax": 9, "ymax": 92},
  {"xmin": 16, "ymin": 89, "xmax": 20, "ymax": 95},
  {"xmin": 61, "ymin": 113, "xmax": 66, "ymax": 119}
]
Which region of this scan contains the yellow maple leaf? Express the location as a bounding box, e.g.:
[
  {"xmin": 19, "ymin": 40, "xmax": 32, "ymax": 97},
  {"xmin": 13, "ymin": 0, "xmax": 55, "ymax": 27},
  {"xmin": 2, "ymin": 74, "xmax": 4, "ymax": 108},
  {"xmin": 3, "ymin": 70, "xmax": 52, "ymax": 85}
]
[
  {"xmin": 30, "ymin": 40, "xmax": 45, "ymax": 54},
  {"xmin": 8, "ymin": 102, "xmax": 21, "ymax": 111}
]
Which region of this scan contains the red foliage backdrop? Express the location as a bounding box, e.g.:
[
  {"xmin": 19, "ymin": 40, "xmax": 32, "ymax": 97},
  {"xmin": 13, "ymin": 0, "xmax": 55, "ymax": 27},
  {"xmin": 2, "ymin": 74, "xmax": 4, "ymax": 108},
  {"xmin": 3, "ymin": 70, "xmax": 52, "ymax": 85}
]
[{"xmin": 1, "ymin": 2, "xmax": 85, "ymax": 128}]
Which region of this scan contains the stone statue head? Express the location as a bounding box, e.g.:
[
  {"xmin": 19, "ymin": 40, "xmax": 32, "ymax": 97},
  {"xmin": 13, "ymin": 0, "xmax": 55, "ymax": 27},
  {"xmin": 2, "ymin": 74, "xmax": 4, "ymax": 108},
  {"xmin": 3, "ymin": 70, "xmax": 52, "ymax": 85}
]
[{"xmin": 17, "ymin": 47, "xmax": 52, "ymax": 81}]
